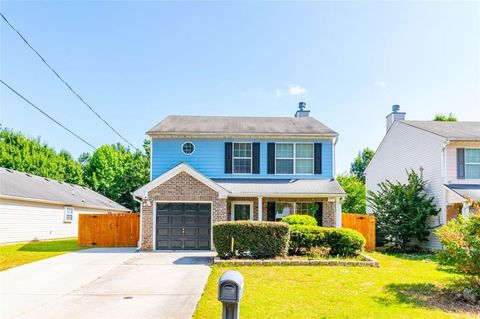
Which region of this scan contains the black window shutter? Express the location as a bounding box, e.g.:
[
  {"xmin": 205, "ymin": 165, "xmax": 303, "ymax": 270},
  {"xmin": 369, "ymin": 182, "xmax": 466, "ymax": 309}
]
[
  {"xmin": 457, "ymin": 148, "xmax": 465, "ymax": 179},
  {"xmin": 314, "ymin": 202, "xmax": 323, "ymax": 226},
  {"xmin": 225, "ymin": 142, "xmax": 232, "ymax": 174},
  {"xmin": 267, "ymin": 143, "xmax": 275, "ymax": 174},
  {"xmin": 252, "ymin": 143, "xmax": 260, "ymax": 174},
  {"xmin": 267, "ymin": 202, "xmax": 276, "ymax": 221},
  {"xmin": 314, "ymin": 143, "xmax": 322, "ymax": 174}
]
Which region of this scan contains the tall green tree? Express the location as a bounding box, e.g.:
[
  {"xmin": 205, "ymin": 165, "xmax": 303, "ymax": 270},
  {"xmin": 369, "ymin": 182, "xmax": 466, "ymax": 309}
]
[
  {"xmin": 337, "ymin": 174, "xmax": 366, "ymax": 214},
  {"xmin": 350, "ymin": 148, "xmax": 375, "ymax": 183},
  {"xmin": 82, "ymin": 143, "xmax": 149, "ymax": 211},
  {"xmin": 0, "ymin": 127, "xmax": 84, "ymax": 184},
  {"xmin": 433, "ymin": 113, "xmax": 457, "ymax": 121},
  {"xmin": 367, "ymin": 170, "xmax": 440, "ymax": 250}
]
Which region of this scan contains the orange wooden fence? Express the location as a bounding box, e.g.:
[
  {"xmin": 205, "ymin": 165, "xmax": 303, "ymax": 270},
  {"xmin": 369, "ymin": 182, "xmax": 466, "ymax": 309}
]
[
  {"xmin": 342, "ymin": 213, "xmax": 376, "ymax": 251},
  {"xmin": 78, "ymin": 214, "xmax": 140, "ymax": 247}
]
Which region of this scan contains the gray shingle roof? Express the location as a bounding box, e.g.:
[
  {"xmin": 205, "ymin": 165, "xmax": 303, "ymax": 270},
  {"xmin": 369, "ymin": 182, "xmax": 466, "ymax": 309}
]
[
  {"xmin": 147, "ymin": 115, "xmax": 338, "ymax": 137},
  {"xmin": 213, "ymin": 178, "xmax": 345, "ymax": 196},
  {"xmin": 0, "ymin": 168, "xmax": 129, "ymax": 211},
  {"xmin": 402, "ymin": 121, "xmax": 480, "ymax": 140}
]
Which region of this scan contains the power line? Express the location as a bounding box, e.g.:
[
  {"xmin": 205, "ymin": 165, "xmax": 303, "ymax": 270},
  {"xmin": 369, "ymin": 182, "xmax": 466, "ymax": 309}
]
[
  {"xmin": 0, "ymin": 12, "xmax": 139, "ymax": 151},
  {"xmin": 1, "ymin": 79, "xmax": 97, "ymax": 150}
]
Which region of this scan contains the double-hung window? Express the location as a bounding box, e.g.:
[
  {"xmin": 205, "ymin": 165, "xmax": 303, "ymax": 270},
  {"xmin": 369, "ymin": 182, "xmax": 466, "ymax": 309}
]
[
  {"xmin": 233, "ymin": 142, "xmax": 252, "ymax": 174},
  {"xmin": 275, "ymin": 143, "xmax": 314, "ymax": 174},
  {"xmin": 465, "ymin": 149, "xmax": 480, "ymax": 179},
  {"xmin": 64, "ymin": 207, "xmax": 74, "ymax": 223}
]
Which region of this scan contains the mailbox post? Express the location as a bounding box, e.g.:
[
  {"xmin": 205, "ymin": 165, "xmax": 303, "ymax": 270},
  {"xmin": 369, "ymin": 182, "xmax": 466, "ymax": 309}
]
[{"xmin": 218, "ymin": 270, "xmax": 244, "ymax": 319}]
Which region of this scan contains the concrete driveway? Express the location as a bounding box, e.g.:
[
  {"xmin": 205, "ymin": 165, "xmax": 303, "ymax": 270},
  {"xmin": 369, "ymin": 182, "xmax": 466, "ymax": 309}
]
[{"xmin": 0, "ymin": 248, "xmax": 214, "ymax": 319}]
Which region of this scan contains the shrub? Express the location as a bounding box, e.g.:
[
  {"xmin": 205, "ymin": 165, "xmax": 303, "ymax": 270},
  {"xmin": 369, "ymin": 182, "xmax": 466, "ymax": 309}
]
[
  {"xmin": 367, "ymin": 170, "xmax": 440, "ymax": 250},
  {"xmin": 282, "ymin": 215, "xmax": 317, "ymax": 226},
  {"xmin": 436, "ymin": 215, "xmax": 480, "ymax": 289},
  {"xmin": 213, "ymin": 221, "xmax": 290, "ymax": 259},
  {"xmin": 289, "ymin": 225, "xmax": 365, "ymax": 257}
]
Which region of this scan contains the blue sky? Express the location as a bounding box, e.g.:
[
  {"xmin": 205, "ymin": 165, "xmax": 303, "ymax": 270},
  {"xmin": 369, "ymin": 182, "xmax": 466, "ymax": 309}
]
[{"xmin": 1, "ymin": 1, "xmax": 479, "ymax": 173}]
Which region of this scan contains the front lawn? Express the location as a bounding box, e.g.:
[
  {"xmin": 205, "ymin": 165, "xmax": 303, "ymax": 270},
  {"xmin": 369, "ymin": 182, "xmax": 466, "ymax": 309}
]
[
  {"xmin": 194, "ymin": 253, "xmax": 478, "ymax": 319},
  {"xmin": 0, "ymin": 238, "xmax": 84, "ymax": 271}
]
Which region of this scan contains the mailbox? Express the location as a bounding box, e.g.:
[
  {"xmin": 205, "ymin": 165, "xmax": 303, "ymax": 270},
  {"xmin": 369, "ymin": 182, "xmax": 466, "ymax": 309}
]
[{"xmin": 218, "ymin": 270, "xmax": 244, "ymax": 319}]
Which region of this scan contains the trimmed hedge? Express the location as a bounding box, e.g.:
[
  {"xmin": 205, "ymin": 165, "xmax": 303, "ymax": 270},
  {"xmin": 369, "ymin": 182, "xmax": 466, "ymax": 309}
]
[
  {"xmin": 282, "ymin": 215, "xmax": 317, "ymax": 226},
  {"xmin": 213, "ymin": 221, "xmax": 290, "ymax": 259},
  {"xmin": 289, "ymin": 225, "xmax": 365, "ymax": 257}
]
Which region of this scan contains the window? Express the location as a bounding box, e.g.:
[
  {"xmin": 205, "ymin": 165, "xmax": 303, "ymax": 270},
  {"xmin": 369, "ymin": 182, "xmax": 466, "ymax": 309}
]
[
  {"xmin": 465, "ymin": 149, "xmax": 480, "ymax": 179},
  {"xmin": 231, "ymin": 202, "xmax": 252, "ymax": 221},
  {"xmin": 295, "ymin": 144, "xmax": 314, "ymax": 174},
  {"xmin": 275, "ymin": 202, "xmax": 294, "ymax": 219},
  {"xmin": 182, "ymin": 142, "xmax": 195, "ymax": 155},
  {"xmin": 275, "ymin": 143, "xmax": 314, "ymax": 174},
  {"xmin": 295, "ymin": 203, "xmax": 318, "ymax": 217},
  {"xmin": 233, "ymin": 142, "xmax": 252, "ymax": 173},
  {"xmin": 64, "ymin": 207, "xmax": 74, "ymax": 223}
]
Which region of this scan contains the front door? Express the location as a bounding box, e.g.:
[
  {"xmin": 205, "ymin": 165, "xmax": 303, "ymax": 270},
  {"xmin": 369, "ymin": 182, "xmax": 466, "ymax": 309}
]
[{"xmin": 155, "ymin": 203, "xmax": 211, "ymax": 250}]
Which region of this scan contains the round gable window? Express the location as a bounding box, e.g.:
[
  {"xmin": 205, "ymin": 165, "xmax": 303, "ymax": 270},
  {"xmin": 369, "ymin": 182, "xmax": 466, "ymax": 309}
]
[{"xmin": 182, "ymin": 142, "xmax": 195, "ymax": 155}]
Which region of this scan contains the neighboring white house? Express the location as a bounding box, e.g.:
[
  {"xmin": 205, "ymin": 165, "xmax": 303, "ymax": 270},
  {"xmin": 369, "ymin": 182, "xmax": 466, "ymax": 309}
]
[
  {"xmin": 0, "ymin": 168, "xmax": 130, "ymax": 243},
  {"xmin": 365, "ymin": 105, "xmax": 480, "ymax": 250}
]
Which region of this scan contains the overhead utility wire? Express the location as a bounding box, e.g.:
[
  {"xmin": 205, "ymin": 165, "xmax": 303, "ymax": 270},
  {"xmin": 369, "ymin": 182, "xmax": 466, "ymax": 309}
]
[
  {"xmin": 0, "ymin": 12, "xmax": 139, "ymax": 151},
  {"xmin": 1, "ymin": 79, "xmax": 97, "ymax": 150}
]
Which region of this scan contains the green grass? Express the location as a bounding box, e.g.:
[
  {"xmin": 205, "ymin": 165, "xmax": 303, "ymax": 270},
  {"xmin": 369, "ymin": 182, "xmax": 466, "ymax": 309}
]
[
  {"xmin": 194, "ymin": 253, "xmax": 477, "ymax": 319},
  {"xmin": 0, "ymin": 238, "xmax": 84, "ymax": 271}
]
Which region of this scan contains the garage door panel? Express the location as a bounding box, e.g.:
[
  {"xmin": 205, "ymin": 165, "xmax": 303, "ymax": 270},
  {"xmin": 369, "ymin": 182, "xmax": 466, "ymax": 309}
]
[
  {"xmin": 198, "ymin": 216, "xmax": 210, "ymax": 225},
  {"xmin": 170, "ymin": 216, "xmax": 183, "ymax": 224},
  {"xmin": 157, "ymin": 215, "xmax": 169, "ymax": 224},
  {"xmin": 198, "ymin": 227, "xmax": 210, "ymax": 237},
  {"xmin": 157, "ymin": 227, "xmax": 169, "ymax": 237},
  {"xmin": 198, "ymin": 240, "xmax": 210, "ymax": 249},
  {"xmin": 184, "ymin": 215, "xmax": 197, "ymax": 224},
  {"xmin": 155, "ymin": 203, "xmax": 211, "ymax": 250},
  {"xmin": 170, "ymin": 240, "xmax": 183, "ymax": 249}
]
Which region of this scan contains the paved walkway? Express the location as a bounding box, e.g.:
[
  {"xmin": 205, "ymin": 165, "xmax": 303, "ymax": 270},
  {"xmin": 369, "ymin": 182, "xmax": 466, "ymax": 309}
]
[{"xmin": 0, "ymin": 248, "xmax": 214, "ymax": 319}]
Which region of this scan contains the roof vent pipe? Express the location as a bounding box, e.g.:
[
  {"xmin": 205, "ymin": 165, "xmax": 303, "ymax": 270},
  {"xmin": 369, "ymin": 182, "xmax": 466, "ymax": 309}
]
[
  {"xmin": 386, "ymin": 104, "xmax": 406, "ymax": 132},
  {"xmin": 295, "ymin": 102, "xmax": 310, "ymax": 117}
]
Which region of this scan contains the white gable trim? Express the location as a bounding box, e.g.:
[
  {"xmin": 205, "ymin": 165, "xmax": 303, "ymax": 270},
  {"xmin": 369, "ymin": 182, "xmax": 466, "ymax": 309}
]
[{"xmin": 133, "ymin": 163, "xmax": 229, "ymax": 199}]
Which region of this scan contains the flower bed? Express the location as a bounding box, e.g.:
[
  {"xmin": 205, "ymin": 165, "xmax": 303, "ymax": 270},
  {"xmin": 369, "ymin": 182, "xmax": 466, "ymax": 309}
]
[{"xmin": 213, "ymin": 253, "xmax": 379, "ymax": 267}]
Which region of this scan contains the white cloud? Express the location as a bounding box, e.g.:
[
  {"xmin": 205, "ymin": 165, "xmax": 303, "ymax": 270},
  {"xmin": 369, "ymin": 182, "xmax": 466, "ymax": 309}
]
[
  {"xmin": 288, "ymin": 85, "xmax": 307, "ymax": 96},
  {"xmin": 375, "ymin": 81, "xmax": 387, "ymax": 88}
]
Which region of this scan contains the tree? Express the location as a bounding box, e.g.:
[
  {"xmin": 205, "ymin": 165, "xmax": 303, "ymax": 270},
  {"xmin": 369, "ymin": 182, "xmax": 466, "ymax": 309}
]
[
  {"xmin": 367, "ymin": 170, "xmax": 440, "ymax": 251},
  {"xmin": 0, "ymin": 127, "xmax": 84, "ymax": 184},
  {"xmin": 82, "ymin": 143, "xmax": 149, "ymax": 211},
  {"xmin": 350, "ymin": 148, "xmax": 375, "ymax": 183},
  {"xmin": 337, "ymin": 174, "xmax": 366, "ymax": 214},
  {"xmin": 433, "ymin": 113, "xmax": 457, "ymax": 121}
]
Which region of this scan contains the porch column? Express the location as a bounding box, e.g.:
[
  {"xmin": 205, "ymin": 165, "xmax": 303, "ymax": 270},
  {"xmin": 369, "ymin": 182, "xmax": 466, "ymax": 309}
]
[
  {"xmin": 335, "ymin": 198, "xmax": 342, "ymax": 228},
  {"xmin": 258, "ymin": 197, "xmax": 263, "ymax": 221}
]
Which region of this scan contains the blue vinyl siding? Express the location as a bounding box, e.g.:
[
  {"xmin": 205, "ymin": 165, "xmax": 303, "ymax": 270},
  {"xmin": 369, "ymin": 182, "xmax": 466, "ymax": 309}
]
[{"xmin": 151, "ymin": 138, "xmax": 334, "ymax": 180}]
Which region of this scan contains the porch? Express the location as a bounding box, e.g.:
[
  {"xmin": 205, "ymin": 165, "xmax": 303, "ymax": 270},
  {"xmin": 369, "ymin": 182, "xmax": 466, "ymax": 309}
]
[{"xmin": 226, "ymin": 196, "xmax": 341, "ymax": 227}]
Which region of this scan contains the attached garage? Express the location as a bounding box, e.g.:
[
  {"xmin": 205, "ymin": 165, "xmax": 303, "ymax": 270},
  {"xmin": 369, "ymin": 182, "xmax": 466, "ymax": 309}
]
[{"xmin": 154, "ymin": 202, "xmax": 211, "ymax": 250}]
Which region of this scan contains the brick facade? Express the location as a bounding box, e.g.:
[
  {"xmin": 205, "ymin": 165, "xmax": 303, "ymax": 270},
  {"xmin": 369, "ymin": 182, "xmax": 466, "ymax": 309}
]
[
  {"xmin": 141, "ymin": 171, "xmax": 227, "ymax": 250},
  {"xmin": 140, "ymin": 171, "xmax": 339, "ymax": 250}
]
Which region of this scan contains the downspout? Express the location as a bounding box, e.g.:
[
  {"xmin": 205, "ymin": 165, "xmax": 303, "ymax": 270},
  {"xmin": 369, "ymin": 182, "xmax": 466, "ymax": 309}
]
[{"xmin": 132, "ymin": 194, "xmax": 143, "ymax": 252}]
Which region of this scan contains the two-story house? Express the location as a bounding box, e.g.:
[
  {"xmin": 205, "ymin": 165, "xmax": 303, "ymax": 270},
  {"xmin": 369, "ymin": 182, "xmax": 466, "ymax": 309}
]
[
  {"xmin": 365, "ymin": 105, "xmax": 480, "ymax": 250},
  {"xmin": 133, "ymin": 102, "xmax": 345, "ymax": 251}
]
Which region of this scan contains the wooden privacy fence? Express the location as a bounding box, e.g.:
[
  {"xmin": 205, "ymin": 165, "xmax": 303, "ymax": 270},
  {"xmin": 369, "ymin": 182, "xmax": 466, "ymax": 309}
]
[
  {"xmin": 342, "ymin": 213, "xmax": 376, "ymax": 251},
  {"xmin": 78, "ymin": 214, "xmax": 140, "ymax": 247}
]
